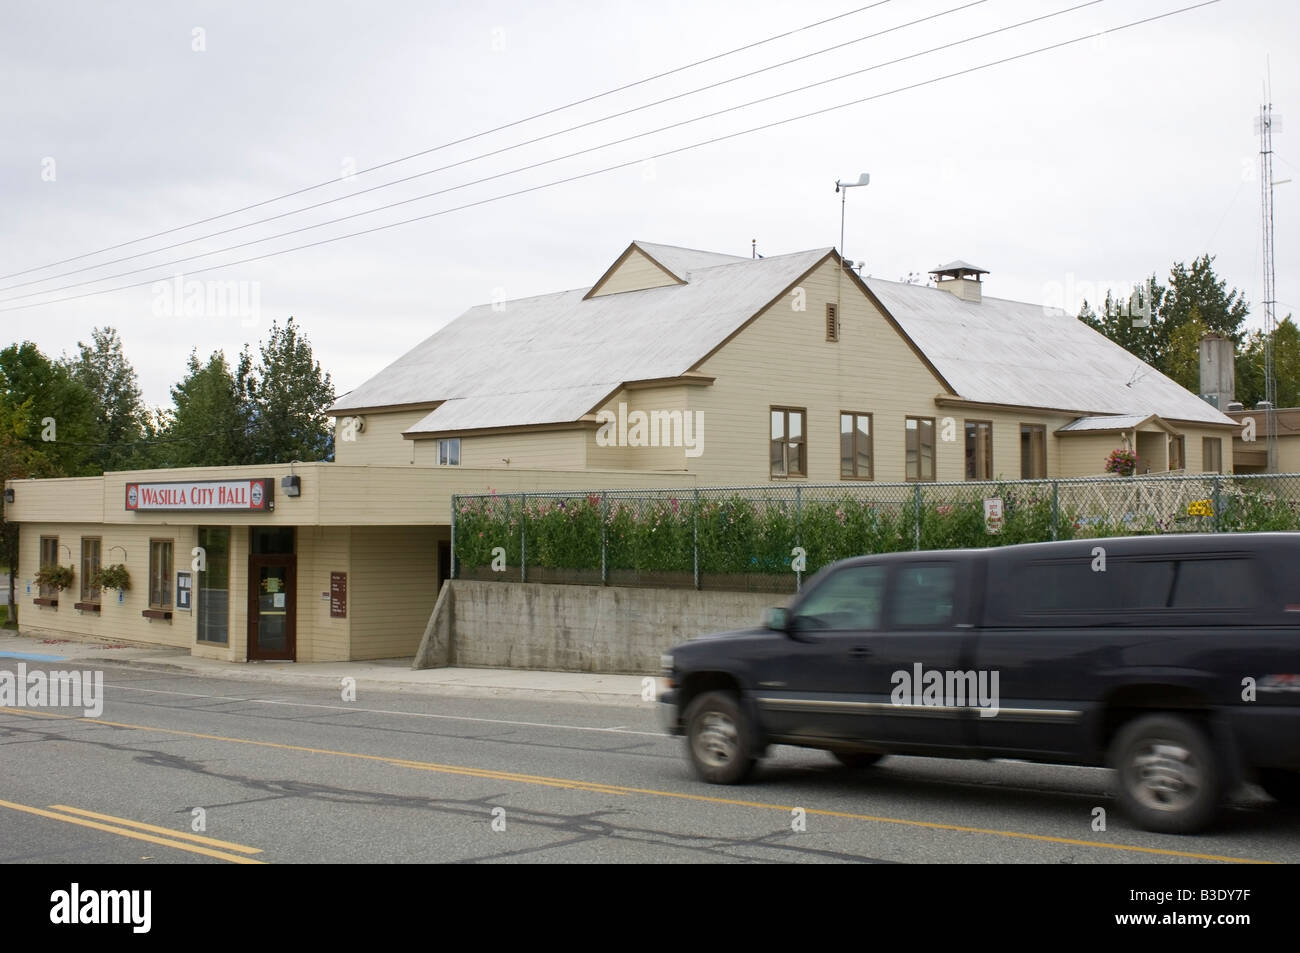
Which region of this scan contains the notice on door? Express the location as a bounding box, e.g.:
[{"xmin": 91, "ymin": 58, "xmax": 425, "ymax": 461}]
[{"xmin": 330, "ymin": 572, "xmax": 347, "ymax": 618}]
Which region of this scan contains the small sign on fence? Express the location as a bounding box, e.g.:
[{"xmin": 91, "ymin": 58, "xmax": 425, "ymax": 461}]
[
  {"xmin": 1187, "ymin": 498, "xmax": 1214, "ymax": 517},
  {"xmin": 983, "ymin": 497, "xmax": 1004, "ymax": 535}
]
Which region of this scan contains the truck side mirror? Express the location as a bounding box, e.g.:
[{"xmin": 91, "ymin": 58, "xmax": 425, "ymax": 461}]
[{"xmin": 764, "ymin": 607, "xmax": 789, "ymax": 631}]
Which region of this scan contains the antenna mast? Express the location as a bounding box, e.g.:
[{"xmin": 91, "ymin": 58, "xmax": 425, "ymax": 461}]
[{"xmin": 1258, "ymin": 100, "xmax": 1279, "ymax": 470}]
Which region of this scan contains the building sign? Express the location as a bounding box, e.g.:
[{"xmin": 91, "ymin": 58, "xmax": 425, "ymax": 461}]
[
  {"xmin": 125, "ymin": 479, "xmax": 274, "ymax": 512},
  {"xmin": 330, "ymin": 572, "xmax": 347, "ymax": 618},
  {"xmin": 176, "ymin": 571, "xmax": 192, "ymax": 611}
]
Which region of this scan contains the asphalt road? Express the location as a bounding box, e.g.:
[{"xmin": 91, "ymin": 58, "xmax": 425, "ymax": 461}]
[{"xmin": 2, "ymin": 659, "xmax": 1297, "ymax": 864}]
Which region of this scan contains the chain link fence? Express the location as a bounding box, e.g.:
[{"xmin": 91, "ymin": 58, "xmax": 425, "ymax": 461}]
[{"xmin": 451, "ymin": 473, "xmax": 1300, "ymax": 594}]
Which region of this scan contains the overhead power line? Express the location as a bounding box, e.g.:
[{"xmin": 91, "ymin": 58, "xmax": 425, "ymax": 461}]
[
  {"xmin": 0, "ymin": 0, "xmax": 990, "ymax": 296},
  {"xmin": 0, "ymin": 1, "xmax": 895, "ymax": 283},
  {"xmin": 0, "ymin": 0, "xmax": 1108, "ymax": 306},
  {"xmin": 0, "ymin": 0, "xmax": 1221, "ymax": 315}
]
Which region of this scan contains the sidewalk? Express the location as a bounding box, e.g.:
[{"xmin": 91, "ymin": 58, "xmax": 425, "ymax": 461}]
[{"xmin": 0, "ymin": 632, "xmax": 651, "ymax": 708}]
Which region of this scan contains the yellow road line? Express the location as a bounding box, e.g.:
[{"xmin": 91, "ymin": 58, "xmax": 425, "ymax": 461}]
[
  {"xmin": 0, "ymin": 798, "xmax": 264, "ymax": 864},
  {"xmin": 48, "ymin": 804, "xmax": 262, "ymax": 855},
  {"xmin": 0, "ymin": 706, "xmax": 1270, "ymax": 864}
]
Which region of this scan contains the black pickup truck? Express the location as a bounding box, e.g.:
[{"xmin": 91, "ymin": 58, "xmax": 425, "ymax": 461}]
[{"xmin": 658, "ymin": 533, "xmax": 1300, "ymax": 833}]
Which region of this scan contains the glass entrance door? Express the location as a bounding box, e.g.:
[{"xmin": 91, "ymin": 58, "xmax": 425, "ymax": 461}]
[{"xmin": 248, "ymin": 554, "xmax": 295, "ymax": 660}]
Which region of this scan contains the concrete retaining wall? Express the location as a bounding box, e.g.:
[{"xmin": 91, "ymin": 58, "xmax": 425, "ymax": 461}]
[{"xmin": 413, "ymin": 580, "xmax": 780, "ymax": 674}]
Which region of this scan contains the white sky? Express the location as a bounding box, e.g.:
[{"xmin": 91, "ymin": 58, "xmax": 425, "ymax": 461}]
[{"xmin": 2, "ymin": 0, "xmax": 1296, "ymax": 408}]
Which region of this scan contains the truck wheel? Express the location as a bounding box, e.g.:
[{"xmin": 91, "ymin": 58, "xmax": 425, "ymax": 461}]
[
  {"xmin": 831, "ymin": 750, "xmax": 884, "ymax": 769},
  {"xmin": 684, "ymin": 690, "xmax": 755, "ymax": 785},
  {"xmin": 1256, "ymin": 768, "xmax": 1300, "ymax": 806},
  {"xmin": 1111, "ymin": 714, "xmax": 1222, "ymax": 834}
]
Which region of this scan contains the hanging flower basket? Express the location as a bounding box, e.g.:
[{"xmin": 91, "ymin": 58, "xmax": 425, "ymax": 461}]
[
  {"xmin": 35, "ymin": 564, "xmax": 74, "ymax": 591},
  {"xmin": 1104, "ymin": 448, "xmax": 1138, "ymax": 477},
  {"xmin": 93, "ymin": 564, "xmax": 132, "ymax": 591}
]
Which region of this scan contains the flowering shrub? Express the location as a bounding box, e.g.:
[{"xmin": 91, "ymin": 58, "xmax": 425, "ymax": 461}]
[{"xmin": 452, "ymin": 482, "xmax": 1300, "ymax": 580}]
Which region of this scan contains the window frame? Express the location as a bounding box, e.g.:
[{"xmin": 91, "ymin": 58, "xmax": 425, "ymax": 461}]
[
  {"xmin": 1168, "ymin": 434, "xmax": 1186, "ymax": 472},
  {"xmin": 80, "ymin": 537, "xmax": 102, "ymax": 605},
  {"xmin": 1202, "ymin": 436, "xmax": 1223, "ymax": 473},
  {"xmin": 770, "ymin": 406, "xmax": 808, "ymax": 479},
  {"xmin": 905, "ymin": 416, "xmax": 937, "ymax": 483},
  {"xmin": 196, "ymin": 527, "xmax": 230, "ymax": 645},
  {"xmin": 840, "ymin": 411, "xmax": 874, "ymax": 481},
  {"xmin": 964, "ymin": 419, "xmax": 993, "ymax": 481},
  {"xmin": 149, "ymin": 538, "xmax": 174, "ymax": 610},
  {"xmin": 1020, "ymin": 423, "xmax": 1047, "ymax": 479},
  {"xmin": 38, "ymin": 536, "xmax": 59, "ymax": 598},
  {"xmin": 438, "ymin": 437, "xmax": 461, "ymax": 466}
]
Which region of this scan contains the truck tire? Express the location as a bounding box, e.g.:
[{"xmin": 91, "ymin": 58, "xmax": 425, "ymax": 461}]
[
  {"xmin": 1111, "ymin": 714, "xmax": 1222, "ymax": 834},
  {"xmin": 1256, "ymin": 768, "xmax": 1300, "ymax": 806},
  {"xmin": 684, "ymin": 690, "xmax": 756, "ymax": 785}
]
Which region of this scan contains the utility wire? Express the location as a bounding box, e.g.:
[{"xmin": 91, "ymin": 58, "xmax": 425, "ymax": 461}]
[
  {"xmin": 0, "ymin": 0, "xmax": 988, "ymax": 295},
  {"xmin": 0, "ymin": 1, "xmax": 894, "ymax": 282},
  {"xmin": 0, "ymin": 0, "xmax": 1220, "ymax": 315},
  {"xmin": 0, "ymin": 0, "xmax": 1108, "ymax": 306}
]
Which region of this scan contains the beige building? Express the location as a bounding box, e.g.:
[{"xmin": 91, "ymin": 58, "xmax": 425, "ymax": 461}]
[{"xmin": 6, "ymin": 241, "xmax": 1237, "ymax": 661}]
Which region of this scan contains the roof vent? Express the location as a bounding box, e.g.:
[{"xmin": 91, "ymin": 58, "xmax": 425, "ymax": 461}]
[
  {"xmin": 1226, "ymin": 401, "xmax": 1245, "ymax": 412},
  {"xmin": 930, "ymin": 260, "xmax": 988, "ymax": 303}
]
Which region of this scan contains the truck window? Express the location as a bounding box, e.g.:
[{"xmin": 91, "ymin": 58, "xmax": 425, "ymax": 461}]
[
  {"xmin": 1168, "ymin": 557, "xmax": 1257, "ymax": 609},
  {"xmin": 888, "ymin": 564, "xmax": 957, "ymax": 627},
  {"xmin": 793, "ymin": 564, "xmax": 886, "ymax": 631}
]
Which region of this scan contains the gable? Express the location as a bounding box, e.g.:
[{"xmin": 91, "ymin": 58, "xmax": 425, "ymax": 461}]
[{"xmin": 586, "ymin": 245, "xmax": 682, "ymax": 298}]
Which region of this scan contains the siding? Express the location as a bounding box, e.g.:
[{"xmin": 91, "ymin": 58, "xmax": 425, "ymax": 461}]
[
  {"xmin": 293, "ymin": 525, "xmax": 351, "ymax": 662},
  {"xmin": 16, "ymin": 523, "xmax": 199, "ymax": 651},
  {"xmin": 347, "ymin": 526, "xmax": 438, "ymax": 660},
  {"xmin": 586, "ymin": 385, "xmax": 690, "ymax": 471},
  {"xmin": 419, "ymin": 429, "xmax": 588, "ymax": 469},
  {"xmin": 333, "ymin": 409, "xmax": 428, "ymax": 465},
  {"xmin": 589, "ymin": 247, "xmax": 680, "ymax": 297}
]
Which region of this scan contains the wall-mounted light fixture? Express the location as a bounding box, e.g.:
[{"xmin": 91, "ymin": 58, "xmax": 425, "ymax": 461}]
[{"xmin": 282, "ymin": 462, "xmax": 302, "ymax": 498}]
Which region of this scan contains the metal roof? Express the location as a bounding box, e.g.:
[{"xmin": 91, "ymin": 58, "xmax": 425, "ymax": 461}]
[
  {"xmin": 931, "ymin": 260, "xmax": 988, "ymax": 275},
  {"xmin": 632, "ymin": 241, "xmax": 748, "ymax": 280},
  {"xmin": 1057, "ymin": 414, "xmax": 1156, "ymax": 433},
  {"xmin": 863, "ymin": 279, "xmax": 1235, "ymax": 426},
  {"xmin": 330, "ymin": 246, "xmax": 829, "ymax": 432},
  {"xmin": 330, "ymin": 242, "xmax": 1237, "ymax": 433}
]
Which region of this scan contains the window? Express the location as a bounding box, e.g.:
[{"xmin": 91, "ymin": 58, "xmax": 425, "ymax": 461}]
[
  {"xmin": 1203, "ymin": 437, "xmax": 1222, "ymax": 473},
  {"xmin": 770, "ymin": 407, "xmax": 807, "ymax": 478},
  {"xmin": 825, "ymin": 303, "xmax": 839, "ymax": 342},
  {"xmin": 80, "ymin": 538, "xmax": 101, "ymax": 604},
  {"xmin": 1015, "ymin": 556, "xmax": 1256, "ymax": 618},
  {"xmin": 1020, "ymin": 424, "xmax": 1046, "ymax": 479},
  {"xmin": 438, "ymin": 438, "xmax": 460, "ymax": 466},
  {"xmin": 793, "ymin": 564, "xmax": 885, "ymax": 630},
  {"xmin": 905, "ymin": 417, "xmax": 936, "ymax": 482},
  {"xmin": 964, "ymin": 420, "xmax": 993, "ymax": 480},
  {"xmin": 149, "ymin": 539, "xmax": 174, "ymax": 609},
  {"xmin": 840, "ymin": 412, "xmax": 873, "ymax": 480},
  {"xmin": 197, "ymin": 528, "xmax": 230, "ymax": 645},
  {"xmin": 38, "ymin": 536, "xmax": 59, "ymax": 597},
  {"xmin": 888, "ymin": 563, "xmax": 957, "ymax": 627},
  {"xmin": 1169, "ymin": 435, "xmax": 1185, "ymax": 471}
]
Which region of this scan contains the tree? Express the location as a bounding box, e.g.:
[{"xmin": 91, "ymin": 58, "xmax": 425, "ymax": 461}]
[
  {"xmin": 0, "ymin": 342, "xmax": 98, "ymax": 621},
  {"xmin": 1237, "ymin": 315, "xmax": 1300, "ymax": 408},
  {"xmin": 62, "ymin": 327, "xmax": 150, "ymax": 472},
  {"xmin": 162, "ymin": 349, "xmax": 256, "ymax": 468},
  {"xmin": 1078, "ymin": 255, "xmax": 1250, "ymax": 392},
  {"xmin": 248, "ymin": 318, "xmax": 335, "ymax": 464}
]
